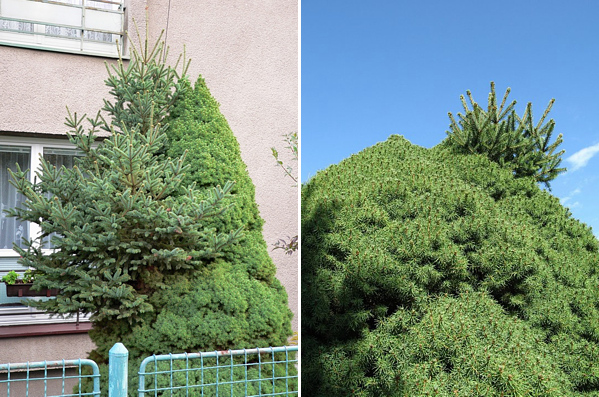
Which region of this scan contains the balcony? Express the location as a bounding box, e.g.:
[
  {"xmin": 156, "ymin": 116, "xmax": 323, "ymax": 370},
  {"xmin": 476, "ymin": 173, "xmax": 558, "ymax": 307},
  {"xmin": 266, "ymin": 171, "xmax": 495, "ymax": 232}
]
[{"xmin": 0, "ymin": 0, "xmax": 125, "ymax": 58}]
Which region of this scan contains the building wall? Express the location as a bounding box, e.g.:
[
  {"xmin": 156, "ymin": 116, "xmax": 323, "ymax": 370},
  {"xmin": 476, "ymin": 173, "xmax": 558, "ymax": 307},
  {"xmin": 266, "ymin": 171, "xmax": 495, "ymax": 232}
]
[
  {"xmin": 0, "ymin": 0, "xmax": 298, "ymax": 360},
  {"xmin": 0, "ymin": 334, "xmax": 96, "ymax": 363}
]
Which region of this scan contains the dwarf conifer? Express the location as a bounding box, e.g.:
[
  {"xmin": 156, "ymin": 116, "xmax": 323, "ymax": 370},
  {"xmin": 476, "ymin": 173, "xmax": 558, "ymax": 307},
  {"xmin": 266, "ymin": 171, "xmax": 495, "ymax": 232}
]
[
  {"xmin": 102, "ymin": 76, "xmax": 294, "ymax": 359},
  {"xmin": 7, "ymin": 30, "xmax": 241, "ymax": 336},
  {"xmin": 302, "ymin": 135, "xmax": 599, "ymax": 396},
  {"xmin": 7, "ymin": 29, "xmax": 294, "ymax": 395}
]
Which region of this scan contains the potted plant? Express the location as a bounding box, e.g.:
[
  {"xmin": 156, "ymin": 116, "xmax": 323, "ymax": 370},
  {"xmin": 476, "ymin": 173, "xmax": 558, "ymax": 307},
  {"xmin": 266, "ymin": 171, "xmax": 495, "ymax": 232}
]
[{"xmin": 2, "ymin": 270, "xmax": 59, "ymax": 297}]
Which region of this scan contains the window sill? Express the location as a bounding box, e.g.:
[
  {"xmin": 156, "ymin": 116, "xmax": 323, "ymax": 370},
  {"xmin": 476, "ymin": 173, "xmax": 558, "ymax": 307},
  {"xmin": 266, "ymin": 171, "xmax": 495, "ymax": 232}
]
[{"xmin": 0, "ymin": 322, "xmax": 92, "ymax": 338}]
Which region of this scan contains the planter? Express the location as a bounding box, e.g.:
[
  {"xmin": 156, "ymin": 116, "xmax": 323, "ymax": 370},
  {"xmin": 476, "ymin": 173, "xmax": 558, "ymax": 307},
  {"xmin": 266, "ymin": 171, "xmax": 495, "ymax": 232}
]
[{"xmin": 4, "ymin": 283, "xmax": 59, "ymax": 297}]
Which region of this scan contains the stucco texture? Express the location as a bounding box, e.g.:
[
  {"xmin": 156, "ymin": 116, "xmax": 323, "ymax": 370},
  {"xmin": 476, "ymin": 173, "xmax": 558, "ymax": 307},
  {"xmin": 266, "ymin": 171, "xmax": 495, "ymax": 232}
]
[
  {"xmin": 0, "ymin": 334, "xmax": 96, "ymax": 396},
  {"xmin": 0, "ymin": 0, "xmax": 298, "ymax": 338},
  {"xmin": 0, "ymin": 334, "xmax": 96, "ymax": 363}
]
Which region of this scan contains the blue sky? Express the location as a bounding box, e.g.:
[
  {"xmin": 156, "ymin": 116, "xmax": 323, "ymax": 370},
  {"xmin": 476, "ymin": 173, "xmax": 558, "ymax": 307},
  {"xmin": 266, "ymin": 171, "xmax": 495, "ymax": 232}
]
[{"xmin": 301, "ymin": 1, "xmax": 599, "ymax": 234}]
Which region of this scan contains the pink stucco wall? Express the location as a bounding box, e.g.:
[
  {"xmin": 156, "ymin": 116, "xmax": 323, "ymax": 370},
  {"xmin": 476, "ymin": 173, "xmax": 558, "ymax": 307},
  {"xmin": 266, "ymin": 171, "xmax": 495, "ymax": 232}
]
[{"xmin": 0, "ymin": 0, "xmax": 298, "ymax": 358}]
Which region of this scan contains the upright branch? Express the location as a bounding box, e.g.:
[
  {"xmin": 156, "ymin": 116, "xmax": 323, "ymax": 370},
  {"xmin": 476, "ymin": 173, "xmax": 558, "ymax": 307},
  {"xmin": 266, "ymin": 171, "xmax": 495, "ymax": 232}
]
[{"xmin": 446, "ymin": 82, "xmax": 566, "ymax": 189}]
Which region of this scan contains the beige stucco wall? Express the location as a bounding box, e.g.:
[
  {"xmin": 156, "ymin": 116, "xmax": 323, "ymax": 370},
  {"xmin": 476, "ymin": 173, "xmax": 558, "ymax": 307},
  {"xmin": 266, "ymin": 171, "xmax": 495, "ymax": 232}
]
[
  {"xmin": 0, "ymin": 0, "xmax": 298, "ymax": 358},
  {"xmin": 0, "ymin": 334, "xmax": 96, "ymax": 363},
  {"xmin": 0, "ymin": 334, "xmax": 96, "ymax": 396}
]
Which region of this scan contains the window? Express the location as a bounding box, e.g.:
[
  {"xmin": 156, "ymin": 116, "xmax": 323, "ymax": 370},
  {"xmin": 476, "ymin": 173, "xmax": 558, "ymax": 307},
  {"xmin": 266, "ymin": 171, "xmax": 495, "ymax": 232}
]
[
  {"xmin": 0, "ymin": 0, "xmax": 125, "ymax": 58},
  {"xmin": 0, "ymin": 145, "xmax": 29, "ymax": 251},
  {"xmin": 0, "ymin": 136, "xmax": 89, "ymax": 326},
  {"xmin": 41, "ymin": 147, "xmax": 83, "ymax": 249},
  {"xmin": 0, "ymin": 140, "xmax": 83, "ymax": 254}
]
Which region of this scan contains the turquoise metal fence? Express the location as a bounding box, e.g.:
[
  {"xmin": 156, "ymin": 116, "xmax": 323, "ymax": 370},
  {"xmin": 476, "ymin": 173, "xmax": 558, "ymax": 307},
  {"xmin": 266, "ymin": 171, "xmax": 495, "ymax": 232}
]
[
  {"xmin": 0, "ymin": 343, "xmax": 298, "ymax": 396},
  {"xmin": 138, "ymin": 346, "xmax": 299, "ymax": 397},
  {"xmin": 0, "ymin": 358, "xmax": 101, "ymax": 396}
]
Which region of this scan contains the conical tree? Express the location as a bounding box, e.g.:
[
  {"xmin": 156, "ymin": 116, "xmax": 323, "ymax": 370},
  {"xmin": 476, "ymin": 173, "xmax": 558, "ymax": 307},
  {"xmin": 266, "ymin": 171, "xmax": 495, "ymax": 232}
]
[
  {"xmin": 165, "ymin": 76, "xmax": 288, "ymax": 285},
  {"xmin": 7, "ymin": 30, "xmax": 294, "ymax": 395},
  {"xmin": 108, "ymin": 76, "xmax": 293, "ymax": 358}
]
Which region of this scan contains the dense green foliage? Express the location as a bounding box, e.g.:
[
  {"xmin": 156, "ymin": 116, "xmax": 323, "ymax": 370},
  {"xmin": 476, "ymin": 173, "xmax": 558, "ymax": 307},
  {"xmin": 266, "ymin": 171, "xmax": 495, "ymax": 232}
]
[
  {"xmin": 8, "ymin": 33, "xmax": 293, "ymax": 395},
  {"xmin": 165, "ymin": 77, "xmax": 289, "ymax": 285},
  {"xmin": 446, "ymin": 82, "xmax": 565, "ymax": 188},
  {"xmin": 110, "ymin": 75, "xmax": 294, "ymax": 356},
  {"xmin": 302, "ymin": 135, "xmax": 599, "ymax": 396},
  {"xmin": 8, "ymin": 35, "xmax": 241, "ymax": 336}
]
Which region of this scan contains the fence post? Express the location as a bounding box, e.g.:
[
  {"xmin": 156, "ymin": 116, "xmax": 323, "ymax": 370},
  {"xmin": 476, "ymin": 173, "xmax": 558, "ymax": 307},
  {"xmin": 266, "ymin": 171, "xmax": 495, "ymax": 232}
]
[{"xmin": 109, "ymin": 343, "xmax": 129, "ymax": 397}]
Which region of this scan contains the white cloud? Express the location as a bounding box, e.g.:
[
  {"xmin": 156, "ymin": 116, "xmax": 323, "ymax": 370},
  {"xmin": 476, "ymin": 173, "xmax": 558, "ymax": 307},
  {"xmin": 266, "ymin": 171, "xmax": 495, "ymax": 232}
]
[
  {"xmin": 561, "ymin": 188, "xmax": 581, "ymax": 206},
  {"xmin": 567, "ymin": 143, "xmax": 599, "ymax": 171}
]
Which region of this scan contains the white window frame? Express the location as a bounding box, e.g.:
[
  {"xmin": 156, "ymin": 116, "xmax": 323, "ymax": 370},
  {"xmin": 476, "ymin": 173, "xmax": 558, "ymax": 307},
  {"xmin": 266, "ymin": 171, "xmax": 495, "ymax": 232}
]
[
  {"xmin": 0, "ymin": 0, "xmax": 127, "ymax": 58},
  {"xmin": 0, "ymin": 136, "xmax": 86, "ymax": 257},
  {"xmin": 0, "ymin": 135, "xmax": 94, "ymax": 326}
]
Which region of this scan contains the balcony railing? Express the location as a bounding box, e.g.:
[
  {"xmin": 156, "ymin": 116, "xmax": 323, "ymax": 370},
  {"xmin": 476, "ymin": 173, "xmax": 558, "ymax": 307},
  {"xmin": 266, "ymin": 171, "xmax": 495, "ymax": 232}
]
[{"xmin": 0, "ymin": 0, "xmax": 125, "ymax": 58}]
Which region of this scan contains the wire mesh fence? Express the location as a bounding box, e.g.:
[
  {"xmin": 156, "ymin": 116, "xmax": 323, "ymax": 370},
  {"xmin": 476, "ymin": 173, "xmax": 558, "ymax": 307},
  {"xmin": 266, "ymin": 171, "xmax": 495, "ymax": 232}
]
[
  {"xmin": 0, "ymin": 344, "xmax": 297, "ymax": 396},
  {"xmin": 0, "ymin": 358, "xmax": 101, "ymax": 397},
  {"xmin": 138, "ymin": 346, "xmax": 299, "ymax": 397}
]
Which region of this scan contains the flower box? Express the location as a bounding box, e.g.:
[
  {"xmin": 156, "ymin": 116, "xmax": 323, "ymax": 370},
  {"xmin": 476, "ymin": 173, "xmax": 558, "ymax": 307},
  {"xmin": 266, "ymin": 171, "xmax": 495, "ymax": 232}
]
[{"xmin": 4, "ymin": 283, "xmax": 59, "ymax": 297}]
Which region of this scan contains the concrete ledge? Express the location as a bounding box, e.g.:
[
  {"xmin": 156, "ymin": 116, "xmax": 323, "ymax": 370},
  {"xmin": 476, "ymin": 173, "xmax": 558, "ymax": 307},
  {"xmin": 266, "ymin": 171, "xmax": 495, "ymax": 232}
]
[{"xmin": 0, "ymin": 322, "xmax": 92, "ymax": 338}]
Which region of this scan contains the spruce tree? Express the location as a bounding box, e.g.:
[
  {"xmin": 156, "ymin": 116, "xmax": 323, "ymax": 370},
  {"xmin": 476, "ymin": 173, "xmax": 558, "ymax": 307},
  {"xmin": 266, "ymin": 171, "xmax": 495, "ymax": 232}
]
[
  {"xmin": 7, "ymin": 31, "xmax": 294, "ymax": 395},
  {"xmin": 7, "ymin": 31, "xmax": 241, "ymax": 337},
  {"xmin": 101, "ymin": 76, "xmax": 294, "ymax": 358},
  {"xmin": 446, "ymin": 82, "xmax": 566, "ymax": 188},
  {"xmin": 302, "ymin": 135, "xmax": 599, "ymax": 396}
]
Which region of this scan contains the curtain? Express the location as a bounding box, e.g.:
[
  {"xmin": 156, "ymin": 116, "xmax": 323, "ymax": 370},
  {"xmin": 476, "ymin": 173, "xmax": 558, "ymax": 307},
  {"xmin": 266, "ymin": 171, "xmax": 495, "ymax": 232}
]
[
  {"xmin": 42, "ymin": 148, "xmax": 82, "ymax": 249},
  {"xmin": 0, "ymin": 19, "xmax": 34, "ymax": 33},
  {"xmin": 0, "ymin": 146, "xmax": 30, "ymax": 250}
]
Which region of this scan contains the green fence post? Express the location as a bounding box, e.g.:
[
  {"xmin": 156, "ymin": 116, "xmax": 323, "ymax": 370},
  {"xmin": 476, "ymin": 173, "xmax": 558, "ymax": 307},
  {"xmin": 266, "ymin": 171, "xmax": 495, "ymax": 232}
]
[{"xmin": 109, "ymin": 343, "xmax": 129, "ymax": 397}]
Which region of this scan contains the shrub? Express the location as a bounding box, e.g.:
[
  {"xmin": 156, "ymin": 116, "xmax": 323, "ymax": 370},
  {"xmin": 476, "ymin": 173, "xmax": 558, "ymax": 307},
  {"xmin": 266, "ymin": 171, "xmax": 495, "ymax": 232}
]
[
  {"xmin": 302, "ymin": 135, "xmax": 599, "ymax": 396},
  {"xmin": 8, "ymin": 31, "xmax": 293, "ymax": 395},
  {"xmin": 163, "ymin": 76, "xmax": 293, "ymax": 345}
]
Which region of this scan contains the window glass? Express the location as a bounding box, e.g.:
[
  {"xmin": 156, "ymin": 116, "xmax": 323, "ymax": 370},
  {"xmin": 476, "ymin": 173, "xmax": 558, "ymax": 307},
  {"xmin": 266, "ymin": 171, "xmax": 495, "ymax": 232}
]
[
  {"xmin": 0, "ymin": 145, "xmax": 30, "ymax": 250},
  {"xmin": 44, "ymin": 0, "xmax": 118, "ymax": 43},
  {"xmin": 43, "ymin": 147, "xmax": 82, "ymax": 169},
  {"xmin": 42, "ymin": 147, "xmax": 83, "ymax": 249}
]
